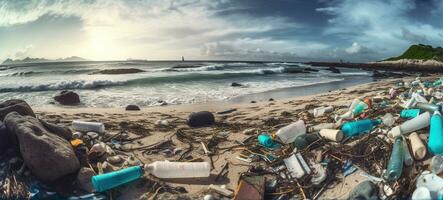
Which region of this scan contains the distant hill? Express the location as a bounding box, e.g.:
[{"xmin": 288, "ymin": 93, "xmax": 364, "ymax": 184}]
[
  {"xmin": 385, "ymin": 44, "xmax": 443, "ymax": 62},
  {"xmin": 2, "ymin": 56, "xmax": 88, "ymax": 65}
]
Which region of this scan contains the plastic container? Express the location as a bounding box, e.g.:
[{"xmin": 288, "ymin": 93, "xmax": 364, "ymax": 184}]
[
  {"xmin": 341, "ymin": 119, "xmax": 382, "ymax": 137},
  {"xmin": 416, "ymin": 171, "xmax": 443, "ymax": 199},
  {"xmin": 309, "ymin": 123, "xmax": 336, "ymax": 132},
  {"xmin": 388, "ymin": 112, "xmax": 431, "ymax": 138},
  {"xmin": 429, "ymin": 111, "xmax": 443, "ymax": 155},
  {"xmin": 313, "ymin": 106, "xmax": 333, "ymax": 117},
  {"xmin": 258, "ymin": 134, "xmax": 276, "ymax": 148},
  {"xmin": 386, "ymin": 137, "xmax": 404, "ymax": 182},
  {"xmin": 283, "ymin": 154, "xmax": 306, "ymax": 179},
  {"xmin": 275, "ymin": 120, "xmax": 306, "ymax": 144},
  {"xmin": 409, "ymin": 132, "xmax": 427, "ymax": 160},
  {"xmin": 431, "ymin": 155, "xmax": 443, "ymax": 175},
  {"xmin": 72, "ymin": 120, "xmax": 105, "ymax": 134},
  {"xmin": 400, "ymin": 109, "xmax": 420, "ymax": 119},
  {"xmin": 92, "ymin": 166, "xmax": 143, "ymax": 192},
  {"xmin": 352, "ymin": 101, "xmax": 368, "ymax": 116},
  {"xmin": 415, "ymin": 102, "xmax": 442, "ymax": 113},
  {"xmin": 382, "ymin": 113, "xmax": 395, "ymax": 127},
  {"xmin": 319, "ymin": 129, "xmax": 343, "ymax": 142},
  {"xmin": 412, "ymin": 187, "xmax": 432, "ymax": 200},
  {"xmin": 145, "ymin": 161, "xmax": 210, "ymax": 179},
  {"xmin": 403, "ymin": 139, "xmax": 413, "ymax": 166}
]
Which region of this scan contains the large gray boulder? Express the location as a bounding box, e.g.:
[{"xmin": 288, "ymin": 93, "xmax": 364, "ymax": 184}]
[
  {"xmin": 54, "ymin": 90, "xmax": 80, "ymax": 105},
  {"xmin": 0, "ymin": 99, "xmax": 35, "ymax": 121},
  {"xmin": 4, "ymin": 112, "xmax": 80, "ymax": 182}
]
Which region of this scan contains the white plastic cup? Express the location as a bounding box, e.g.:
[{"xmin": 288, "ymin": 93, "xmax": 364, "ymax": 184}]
[
  {"xmin": 319, "ymin": 129, "xmax": 343, "ymax": 142},
  {"xmin": 145, "ymin": 161, "xmax": 210, "ymax": 179},
  {"xmin": 72, "ymin": 120, "xmax": 105, "ymax": 133},
  {"xmin": 409, "ymin": 132, "xmax": 427, "ymax": 160},
  {"xmin": 388, "ymin": 112, "xmax": 431, "ymax": 138},
  {"xmin": 276, "ymin": 120, "xmax": 306, "ymax": 144}
]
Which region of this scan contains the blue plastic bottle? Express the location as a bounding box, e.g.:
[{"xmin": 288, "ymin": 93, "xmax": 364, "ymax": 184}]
[
  {"xmin": 386, "ymin": 137, "xmax": 404, "ymax": 182},
  {"xmin": 429, "ymin": 111, "xmax": 443, "ymax": 155},
  {"xmin": 341, "ymin": 119, "xmax": 382, "ymax": 137},
  {"xmin": 400, "ymin": 109, "xmax": 420, "ymax": 119},
  {"xmin": 92, "ymin": 166, "xmax": 144, "ymax": 192}
]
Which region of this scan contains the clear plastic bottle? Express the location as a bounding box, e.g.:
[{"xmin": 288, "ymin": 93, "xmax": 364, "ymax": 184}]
[
  {"xmin": 431, "ymin": 155, "xmax": 443, "ymax": 175},
  {"xmin": 341, "ymin": 119, "xmax": 381, "ymax": 137},
  {"xmin": 145, "ymin": 161, "xmax": 210, "ymax": 178},
  {"xmin": 386, "ymin": 137, "xmax": 404, "ymax": 182},
  {"xmin": 352, "ymin": 101, "xmax": 368, "ymax": 116},
  {"xmin": 275, "ymin": 120, "xmax": 306, "ymax": 144},
  {"xmin": 72, "ymin": 120, "xmax": 105, "ymax": 133}
]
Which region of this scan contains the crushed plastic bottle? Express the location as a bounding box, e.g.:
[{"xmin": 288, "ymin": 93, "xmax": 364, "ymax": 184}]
[{"xmin": 275, "ymin": 120, "xmax": 306, "ymax": 144}]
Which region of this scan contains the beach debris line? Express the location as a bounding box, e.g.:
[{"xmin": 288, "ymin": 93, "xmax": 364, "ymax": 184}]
[{"xmin": 4, "ymin": 76, "xmax": 443, "ymax": 199}]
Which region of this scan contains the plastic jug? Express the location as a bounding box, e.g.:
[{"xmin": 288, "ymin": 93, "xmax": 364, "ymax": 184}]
[
  {"xmin": 388, "ymin": 112, "xmax": 431, "ymax": 138},
  {"xmin": 72, "ymin": 120, "xmax": 105, "ymax": 133},
  {"xmin": 341, "ymin": 119, "xmax": 382, "ymax": 137},
  {"xmin": 386, "ymin": 137, "xmax": 404, "ymax": 182},
  {"xmin": 429, "ymin": 111, "xmax": 443, "ymax": 155},
  {"xmin": 400, "ymin": 109, "xmax": 420, "ymax": 119},
  {"xmin": 409, "ymin": 132, "xmax": 427, "ymax": 160},
  {"xmin": 275, "ymin": 120, "xmax": 306, "ymax": 144},
  {"xmin": 92, "ymin": 166, "xmax": 143, "ymax": 192},
  {"xmin": 145, "ymin": 161, "xmax": 210, "ymax": 179}
]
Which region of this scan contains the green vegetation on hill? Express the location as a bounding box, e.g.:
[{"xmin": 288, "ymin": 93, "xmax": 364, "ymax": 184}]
[{"xmin": 386, "ymin": 44, "xmax": 443, "ymax": 62}]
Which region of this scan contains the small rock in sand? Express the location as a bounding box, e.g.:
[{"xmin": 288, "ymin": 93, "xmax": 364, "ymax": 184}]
[
  {"xmin": 269, "ymin": 98, "xmax": 274, "ymax": 101},
  {"xmin": 187, "ymin": 111, "xmax": 215, "ymax": 127},
  {"xmin": 231, "ymin": 82, "xmax": 243, "ymax": 87},
  {"xmin": 76, "ymin": 167, "xmax": 95, "ymax": 193},
  {"xmin": 126, "ymin": 105, "xmax": 141, "ymax": 111},
  {"xmin": 107, "ymin": 155, "xmax": 123, "ymax": 164},
  {"xmin": 251, "ymin": 101, "xmax": 257, "ymax": 103}
]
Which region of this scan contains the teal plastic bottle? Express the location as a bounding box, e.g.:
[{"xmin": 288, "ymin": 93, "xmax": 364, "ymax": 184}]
[
  {"xmin": 429, "ymin": 111, "xmax": 443, "ymax": 155},
  {"xmin": 341, "ymin": 119, "xmax": 382, "ymax": 137},
  {"xmin": 352, "ymin": 101, "xmax": 368, "ymax": 116},
  {"xmin": 415, "ymin": 102, "xmax": 442, "ymax": 113},
  {"xmin": 400, "ymin": 109, "xmax": 420, "ymax": 119},
  {"xmin": 92, "ymin": 166, "xmax": 144, "ymax": 192},
  {"xmin": 386, "ymin": 137, "xmax": 404, "ymax": 182}
]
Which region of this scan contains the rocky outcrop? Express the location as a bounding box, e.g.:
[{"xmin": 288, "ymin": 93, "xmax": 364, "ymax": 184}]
[
  {"xmin": 0, "ymin": 99, "xmax": 35, "ymax": 121},
  {"xmin": 54, "ymin": 91, "xmax": 80, "ymax": 105},
  {"xmin": 125, "ymin": 105, "xmax": 141, "ymax": 111},
  {"xmin": 4, "ymin": 112, "xmax": 80, "ymax": 182}
]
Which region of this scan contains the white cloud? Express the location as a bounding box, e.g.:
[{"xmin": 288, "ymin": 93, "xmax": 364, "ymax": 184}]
[{"xmin": 12, "ymin": 45, "xmax": 34, "ymax": 59}]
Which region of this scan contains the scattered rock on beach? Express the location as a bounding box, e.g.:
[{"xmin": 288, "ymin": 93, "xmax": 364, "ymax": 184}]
[
  {"xmin": 157, "ymin": 100, "xmax": 168, "ymax": 106},
  {"xmin": 4, "ymin": 112, "xmax": 80, "ymax": 182},
  {"xmin": 231, "ymin": 82, "xmax": 243, "ymax": 87},
  {"xmin": 54, "ymin": 90, "xmax": 80, "ymax": 105},
  {"xmin": 126, "ymin": 105, "xmax": 141, "ymax": 111},
  {"xmin": 76, "ymin": 167, "xmax": 95, "ymax": 193},
  {"xmin": 251, "ymin": 101, "xmax": 257, "ymax": 103},
  {"xmin": 269, "ymin": 98, "xmax": 274, "ymax": 101},
  {"xmin": 187, "ymin": 111, "xmax": 215, "ymax": 127},
  {"xmin": 0, "ymin": 99, "xmax": 35, "ymax": 121}
]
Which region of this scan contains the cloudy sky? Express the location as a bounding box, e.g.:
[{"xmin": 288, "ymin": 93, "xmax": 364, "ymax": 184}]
[{"xmin": 1, "ymin": 0, "xmax": 443, "ymax": 62}]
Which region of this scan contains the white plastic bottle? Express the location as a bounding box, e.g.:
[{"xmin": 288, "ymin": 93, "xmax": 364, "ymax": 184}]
[
  {"xmin": 144, "ymin": 161, "xmax": 210, "ymax": 178},
  {"xmin": 72, "ymin": 120, "xmax": 105, "ymax": 133},
  {"xmin": 275, "ymin": 120, "xmax": 306, "ymax": 144},
  {"xmin": 388, "ymin": 112, "xmax": 431, "ymax": 138}
]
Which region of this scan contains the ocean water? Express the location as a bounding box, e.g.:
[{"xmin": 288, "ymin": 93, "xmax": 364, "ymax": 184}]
[{"xmin": 0, "ymin": 61, "xmax": 372, "ymax": 107}]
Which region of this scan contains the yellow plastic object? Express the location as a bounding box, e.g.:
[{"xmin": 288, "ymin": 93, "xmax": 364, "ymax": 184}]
[{"xmin": 70, "ymin": 139, "xmax": 84, "ymax": 147}]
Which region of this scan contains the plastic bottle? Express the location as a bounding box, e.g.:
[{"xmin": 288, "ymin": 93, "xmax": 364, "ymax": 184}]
[
  {"xmin": 145, "ymin": 161, "xmax": 210, "ymax": 178},
  {"xmin": 431, "ymin": 155, "xmax": 443, "ymax": 175},
  {"xmin": 341, "ymin": 119, "xmax": 382, "ymax": 137},
  {"xmin": 275, "ymin": 120, "xmax": 306, "ymax": 144},
  {"xmin": 403, "ymin": 139, "xmax": 413, "ymax": 166},
  {"xmin": 409, "ymin": 132, "xmax": 427, "ymax": 160},
  {"xmin": 415, "ymin": 102, "xmax": 442, "ymax": 113},
  {"xmin": 258, "ymin": 134, "xmax": 276, "ymax": 148},
  {"xmin": 72, "ymin": 120, "xmax": 105, "ymax": 133},
  {"xmin": 92, "ymin": 166, "xmax": 143, "ymax": 192},
  {"xmin": 313, "ymin": 106, "xmax": 333, "ymax": 117},
  {"xmin": 352, "ymin": 101, "xmax": 368, "ymax": 116},
  {"xmin": 416, "ymin": 171, "xmax": 443, "ymax": 199},
  {"xmin": 388, "ymin": 112, "xmax": 431, "ymax": 138},
  {"xmin": 429, "ymin": 111, "xmax": 443, "ymax": 155},
  {"xmin": 386, "ymin": 137, "xmax": 404, "ymax": 182},
  {"xmin": 400, "ymin": 109, "xmax": 421, "ymax": 119},
  {"xmin": 309, "ymin": 123, "xmax": 336, "ymax": 132}
]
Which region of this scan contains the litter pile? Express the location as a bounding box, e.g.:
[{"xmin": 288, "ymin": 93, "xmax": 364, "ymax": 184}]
[{"xmin": 2, "ymin": 76, "xmax": 443, "ymax": 199}]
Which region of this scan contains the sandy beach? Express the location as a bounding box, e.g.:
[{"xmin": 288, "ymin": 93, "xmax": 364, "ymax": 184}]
[{"xmin": 29, "ymin": 74, "xmax": 425, "ymax": 199}]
